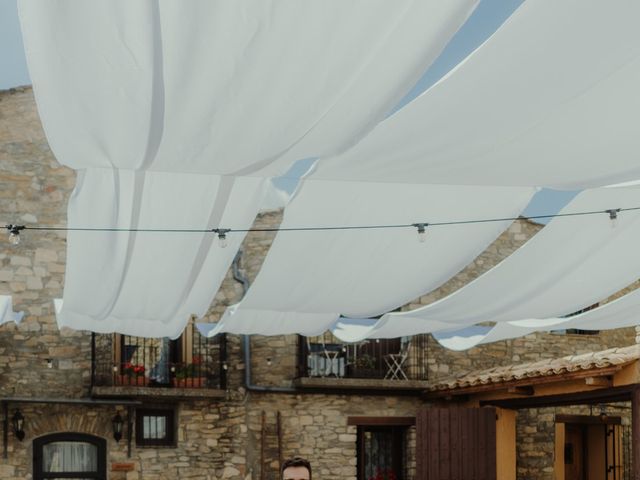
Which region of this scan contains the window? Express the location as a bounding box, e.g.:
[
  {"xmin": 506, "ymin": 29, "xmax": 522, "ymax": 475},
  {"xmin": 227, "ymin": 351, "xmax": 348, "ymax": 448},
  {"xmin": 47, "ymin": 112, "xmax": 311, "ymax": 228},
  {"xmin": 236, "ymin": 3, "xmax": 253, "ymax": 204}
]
[
  {"xmin": 33, "ymin": 433, "xmax": 106, "ymax": 480},
  {"xmin": 136, "ymin": 407, "xmax": 176, "ymax": 447},
  {"xmin": 357, "ymin": 426, "xmax": 406, "ymax": 480}
]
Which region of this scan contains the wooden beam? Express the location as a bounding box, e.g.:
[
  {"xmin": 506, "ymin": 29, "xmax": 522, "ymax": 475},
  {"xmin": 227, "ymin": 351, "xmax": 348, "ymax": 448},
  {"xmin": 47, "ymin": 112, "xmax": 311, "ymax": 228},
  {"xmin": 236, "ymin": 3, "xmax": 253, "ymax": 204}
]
[
  {"xmin": 585, "ymin": 376, "xmax": 612, "ymax": 387},
  {"xmin": 555, "ymin": 414, "xmax": 621, "ymax": 425},
  {"xmin": 507, "ymin": 386, "xmax": 534, "ymax": 396},
  {"xmin": 347, "ymin": 416, "xmax": 416, "ymax": 426},
  {"xmin": 632, "ymin": 387, "xmax": 640, "ymax": 480},
  {"xmin": 479, "ymin": 384, "xmax": 636, "ymax": 409}
]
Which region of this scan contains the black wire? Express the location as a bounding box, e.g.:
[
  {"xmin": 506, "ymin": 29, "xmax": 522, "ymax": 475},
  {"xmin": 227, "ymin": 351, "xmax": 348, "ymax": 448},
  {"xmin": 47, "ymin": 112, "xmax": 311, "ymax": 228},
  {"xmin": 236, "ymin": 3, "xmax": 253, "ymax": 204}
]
[{"xmin": 4, "ymin": 205, "xmax": 637, "ymax": 235}]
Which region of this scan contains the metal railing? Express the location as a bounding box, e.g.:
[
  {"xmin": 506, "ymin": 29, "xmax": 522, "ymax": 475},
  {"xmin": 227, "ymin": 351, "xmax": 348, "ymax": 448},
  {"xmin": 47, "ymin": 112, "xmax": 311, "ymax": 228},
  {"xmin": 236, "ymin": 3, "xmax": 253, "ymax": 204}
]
[
  {"xmin": 296, "ymin": 334, "xmax": 428, "ymax": 381},
  {"xmin": 92, "ymin": 330, "xmax": 227, "ymax": 390}
]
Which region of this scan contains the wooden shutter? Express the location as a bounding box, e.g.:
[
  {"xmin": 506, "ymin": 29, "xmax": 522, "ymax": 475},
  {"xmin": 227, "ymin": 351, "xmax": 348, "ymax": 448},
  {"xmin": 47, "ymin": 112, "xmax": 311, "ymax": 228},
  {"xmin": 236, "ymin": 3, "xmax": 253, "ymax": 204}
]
[{"xmin": 416, "ymin": 407, "xmax": 497, "ymax": 480}]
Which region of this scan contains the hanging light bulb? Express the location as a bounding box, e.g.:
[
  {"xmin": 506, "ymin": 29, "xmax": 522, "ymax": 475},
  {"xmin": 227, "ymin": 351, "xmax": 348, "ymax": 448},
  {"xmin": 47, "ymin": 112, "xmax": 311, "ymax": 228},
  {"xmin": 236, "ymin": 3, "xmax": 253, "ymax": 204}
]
[
  {"xmin": 216, "ymin": 229, "xmax": 230, "ymax": 248},
  {"xmin": 412, "ymin": 223, "xmax": 428, "ymax": 243},
  {"xmin": 606, "ymin": 209, "xmax": 620, "ymax": 229},
  {"xmin": 6, "ymin": 224, "xmax": 25, "ymax": 246}
]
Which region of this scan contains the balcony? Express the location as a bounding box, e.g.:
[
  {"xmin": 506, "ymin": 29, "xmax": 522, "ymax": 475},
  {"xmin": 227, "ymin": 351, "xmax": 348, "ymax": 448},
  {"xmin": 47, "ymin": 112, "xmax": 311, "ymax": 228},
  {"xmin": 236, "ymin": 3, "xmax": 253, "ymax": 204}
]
[
  {"xmin": 294, "ymin": 333, "xmax": 429, "ymax": 391},
  {"xmin": 91, "ymin": 323, "xmax": 227, "ymax": 398}
]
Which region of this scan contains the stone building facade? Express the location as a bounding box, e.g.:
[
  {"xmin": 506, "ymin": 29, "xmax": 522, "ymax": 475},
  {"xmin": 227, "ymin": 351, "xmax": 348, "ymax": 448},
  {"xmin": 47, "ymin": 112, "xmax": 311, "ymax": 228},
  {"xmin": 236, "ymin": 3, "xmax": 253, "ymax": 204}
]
[{"xmin": 1, "ymin": 86, "xmax": 637, "ymax": 480}]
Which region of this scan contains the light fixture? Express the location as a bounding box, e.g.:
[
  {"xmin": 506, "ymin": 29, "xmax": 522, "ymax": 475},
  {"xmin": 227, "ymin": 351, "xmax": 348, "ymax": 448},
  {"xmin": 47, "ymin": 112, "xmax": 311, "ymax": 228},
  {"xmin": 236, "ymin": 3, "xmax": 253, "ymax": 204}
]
[
  {"xmin": 412, "ymin": 223, "xmax": 428, "ymax": 243},
  {"xmin": 216, "ymin": 229, "xmax": 230, "ymax": 248},
  {"xmin": 266, "ymin": 358, "xmax": 272, "ymax": 366},
  {"xmin": 46, "ymin": 359, "xmax": 53, "ymax": 369},
  {"xmin": 12, "ymin": 410, "xmax": 25, "ymax": 441},
  {"xmin": 112, "ymin": 364, "xmax": 118, "ymax": 373},
  {"xmin": 606, "ymin": 209, "xmax": 620, "ymax": 228},
  {"xmin": 6, "ymin": 224, "xmax": 25, "ymax": 246},
  {"xmin": 599, "ymin": 404, "xmax": 607, "ymax": 421},
  {"xmin": 112, "ymin": 413, "xmax": 124, "ymax": 442},
  {"xmin": 222, "ymin": 363, "xmax": 228, "ymax": 371}
]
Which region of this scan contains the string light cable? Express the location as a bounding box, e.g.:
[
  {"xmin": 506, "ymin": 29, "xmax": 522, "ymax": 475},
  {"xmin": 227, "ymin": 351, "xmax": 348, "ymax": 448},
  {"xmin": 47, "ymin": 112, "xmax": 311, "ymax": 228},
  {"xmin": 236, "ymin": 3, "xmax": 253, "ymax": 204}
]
[{"xmin": 3, "ymin": 206, "xmax": 634, "ymax": 246}]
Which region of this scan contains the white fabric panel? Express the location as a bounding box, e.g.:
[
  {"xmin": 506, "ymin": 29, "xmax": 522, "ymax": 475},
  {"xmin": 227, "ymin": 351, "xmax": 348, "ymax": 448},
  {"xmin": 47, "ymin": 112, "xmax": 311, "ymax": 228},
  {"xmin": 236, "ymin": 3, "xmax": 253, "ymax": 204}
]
[
  {"xmin": 19, "ymin": 0, "xmax": 479, "ymax": 337},
  {"xmin": 0, "ymin": 296, "xmax": 24, "ymax": 325},
  {"xmin": 434, "ymin": 286, "xmax": 640, "ymax": 350},
  {"xmin": 312, "ymin": 0, "xmax": 640, "ymax": 189},
  {"xmin": 212, "ymin": 181, "xmax": 534, "ymax": 336},
  {"xmin": 358, "ymin": 187, "xmax": 640, "ymax": 340},
  {"xmin": 57, "ymin": 170, "xmax": 266, "ymax": 338},
  {"xmin": 19, "ymin": 0, "xmax": 478, "ymax": 176}
]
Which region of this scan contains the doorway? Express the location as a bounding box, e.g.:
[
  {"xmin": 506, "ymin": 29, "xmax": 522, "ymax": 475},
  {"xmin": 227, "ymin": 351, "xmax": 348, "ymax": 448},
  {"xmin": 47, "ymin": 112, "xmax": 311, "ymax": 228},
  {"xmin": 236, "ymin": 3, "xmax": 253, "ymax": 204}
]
[{"xmin": 557, "ymin": 415, "xmax": 627, "ymax": 480}]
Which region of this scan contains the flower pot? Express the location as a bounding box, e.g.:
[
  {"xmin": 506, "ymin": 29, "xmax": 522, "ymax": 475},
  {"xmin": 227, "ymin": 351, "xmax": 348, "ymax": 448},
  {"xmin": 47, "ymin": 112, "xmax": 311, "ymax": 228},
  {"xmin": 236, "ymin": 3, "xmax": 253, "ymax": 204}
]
[
  {"xmin": 117, "ymin": 375, "xmax": 147, "ymax": 386},
  {"xmin": 171, "ymin": 377, "xmax": 206, "ymax": 388}
]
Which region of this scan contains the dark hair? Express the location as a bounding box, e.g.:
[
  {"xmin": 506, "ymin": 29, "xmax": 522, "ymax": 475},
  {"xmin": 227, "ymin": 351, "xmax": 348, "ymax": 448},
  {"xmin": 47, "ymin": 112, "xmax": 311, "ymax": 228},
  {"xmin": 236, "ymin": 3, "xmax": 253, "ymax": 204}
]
[{"xmin": 281, "ymin": 456, "xmax": 312, "ymax": 480}]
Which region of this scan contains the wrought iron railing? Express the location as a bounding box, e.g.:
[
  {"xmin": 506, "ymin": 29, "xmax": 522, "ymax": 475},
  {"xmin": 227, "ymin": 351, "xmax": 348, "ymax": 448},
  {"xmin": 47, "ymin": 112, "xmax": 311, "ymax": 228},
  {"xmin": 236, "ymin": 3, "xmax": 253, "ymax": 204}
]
[
  {"xmin": 91, "ymin": 329, "xmax": 227, "ymax": 390},
  {"xmin": 296, "ymin": 334, "xmax": 428, "ymax": 381}
]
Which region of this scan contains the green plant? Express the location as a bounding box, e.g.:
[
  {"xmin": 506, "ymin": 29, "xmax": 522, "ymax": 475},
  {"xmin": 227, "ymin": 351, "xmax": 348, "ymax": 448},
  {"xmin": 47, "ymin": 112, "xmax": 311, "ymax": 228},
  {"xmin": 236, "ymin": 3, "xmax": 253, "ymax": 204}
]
[
  {"xmin": 355, "ymin": 354, "xmax": 376, "ymax": 370},
  {"xmin": 175, "ymin": 363, "xmax": 201, "ymax": 379}
]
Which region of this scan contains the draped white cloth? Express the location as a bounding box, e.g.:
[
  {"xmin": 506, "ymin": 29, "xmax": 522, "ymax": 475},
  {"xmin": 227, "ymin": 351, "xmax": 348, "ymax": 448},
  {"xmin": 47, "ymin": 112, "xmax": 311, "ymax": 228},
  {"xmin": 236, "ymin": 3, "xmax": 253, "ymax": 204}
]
[
  {"xmin": 19, "ymin": 0, "xmax": 478, "ymax": 176},
  {"xmin": 18, "ymin": 0, "xmax": 478, "ymax": 336},
  {"xmin": 311, "ymin": 0, "xmax": 640, "ymax": 189},
  {"xmin": 434, "ymin": 286, "xmax": 640, "ymax": 351},
  {"xmin": 0, "ymin": 296, "xmax": 24, "ymax": 325},
  {"xmin": 337, "ymin": 187, "xmax": 640, "ymax": 341},
  {"xmin": 209, "ymin": 181, "xmax": 534, "ymax": 336},
  {"xmin": 58, "ymin": 171, "xmax": 265, "ymax": 338}
]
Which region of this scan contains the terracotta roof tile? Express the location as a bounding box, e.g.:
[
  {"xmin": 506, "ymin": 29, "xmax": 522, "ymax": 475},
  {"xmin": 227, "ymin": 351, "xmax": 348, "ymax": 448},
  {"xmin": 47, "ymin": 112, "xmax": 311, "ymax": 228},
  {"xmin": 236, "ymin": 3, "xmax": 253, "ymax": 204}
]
[{"xmin": 430, "ymin": 344, "xmax": 640, "ymax": 392}]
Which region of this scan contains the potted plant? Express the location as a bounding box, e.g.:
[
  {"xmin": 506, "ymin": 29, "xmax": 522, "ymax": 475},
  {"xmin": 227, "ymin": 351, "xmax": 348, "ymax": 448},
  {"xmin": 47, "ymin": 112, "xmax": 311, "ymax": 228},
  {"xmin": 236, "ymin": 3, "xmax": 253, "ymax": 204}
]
[
  {"xmin": 172, "ymin": 361, "xmax": 206, "ymax": 388},
  {"xmin": 352, "ymin": 354, "xmax": 378, "ymax": 378},
  {"xmin": 119, "ymin": 362, "xmax": 146, "ymax": 386}
]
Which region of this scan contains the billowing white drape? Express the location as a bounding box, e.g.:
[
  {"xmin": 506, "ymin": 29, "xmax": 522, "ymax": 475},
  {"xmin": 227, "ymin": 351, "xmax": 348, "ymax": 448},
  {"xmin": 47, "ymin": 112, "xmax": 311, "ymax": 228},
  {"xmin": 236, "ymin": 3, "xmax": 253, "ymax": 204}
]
[
  {"xmin": 211, "ymin": 181, "xmax": 534, "ymax": 336},
  {"xmin": 58, "ymin": 171, "xmax": 265, "ymax": 338},
  {"xmin": 19, "ymin": 0, "xmax": 478, "ymax": 176},
  {"xmin": 0, "ymin": 296, "xmax": 23, "ymax": 325},
  {"xmin": 311, "ymin": 0, "xmax": 640, "ymax": 189},
  {"xmin": 18, "ymin": 0, "xmax": 478, "ymax": 336},
  {"xmin": 338, "ymin": 187, "xmax": 640, "ymax": 341},
  {"xmin": 434, "ymin": 286, "xmax": 640, "ymax": 351}
]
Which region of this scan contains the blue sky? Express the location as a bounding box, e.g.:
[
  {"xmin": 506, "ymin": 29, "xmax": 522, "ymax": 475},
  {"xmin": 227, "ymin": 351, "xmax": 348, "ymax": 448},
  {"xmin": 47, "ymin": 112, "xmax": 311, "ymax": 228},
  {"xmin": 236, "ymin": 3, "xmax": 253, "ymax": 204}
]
[{"xmin": 0, "ymin": 0, "xmax": 576, "ymax": 220}]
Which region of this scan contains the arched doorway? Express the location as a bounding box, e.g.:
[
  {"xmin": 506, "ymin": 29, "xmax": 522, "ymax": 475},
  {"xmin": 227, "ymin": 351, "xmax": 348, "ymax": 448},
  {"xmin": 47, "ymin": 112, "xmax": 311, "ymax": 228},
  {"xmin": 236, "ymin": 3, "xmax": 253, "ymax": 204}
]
[{"xmin": 33, "ymin": 432, "xmax": 106, "ymax": 480}]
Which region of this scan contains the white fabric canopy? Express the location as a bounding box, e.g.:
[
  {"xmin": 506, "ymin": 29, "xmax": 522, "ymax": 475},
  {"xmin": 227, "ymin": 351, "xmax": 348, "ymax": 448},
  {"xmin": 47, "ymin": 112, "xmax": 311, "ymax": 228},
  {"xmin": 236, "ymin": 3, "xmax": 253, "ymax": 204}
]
[
  {"xmin": 0, "ymin": 296, "xmax": 24, "ymax": 325},
  {"xmin": 18, "ymin": 0, "xmax": 478, "ymax": 336},
  {"xmin": 19, "ymin": 0, "xmax": 478, "ymax": 177},
  {"xmin": 311, "ymin": 0, "xmax": 640, "ymax": 189},
  {"xmin": 209, "ymin": 181, "xmax": 534, "ymax": 336},
  {"xmin": 58, "ymin": 171, "xmax": 266, "ymax": 338},
  {"xmin": 343, "ymin": 187, "xmax": 640, "ymax": 340},
  {"xmin": 434, "ymin": 286, "xmax": 640, "ymax": 351}
]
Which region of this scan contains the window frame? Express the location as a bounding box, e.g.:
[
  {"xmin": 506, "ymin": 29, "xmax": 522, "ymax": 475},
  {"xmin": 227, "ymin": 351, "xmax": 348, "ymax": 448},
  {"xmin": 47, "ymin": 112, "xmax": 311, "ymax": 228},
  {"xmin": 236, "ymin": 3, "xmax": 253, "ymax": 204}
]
[
  {"xmin": 135, "ymin": 407, "xmax": 177, "ymax": 447},
  {"xmin": 33, "ymin": 432, "xmax": 106, "ymax": 480},
  {"xmin": 350, "ymin": 418, "xmax": 410, "ymax": 480}
]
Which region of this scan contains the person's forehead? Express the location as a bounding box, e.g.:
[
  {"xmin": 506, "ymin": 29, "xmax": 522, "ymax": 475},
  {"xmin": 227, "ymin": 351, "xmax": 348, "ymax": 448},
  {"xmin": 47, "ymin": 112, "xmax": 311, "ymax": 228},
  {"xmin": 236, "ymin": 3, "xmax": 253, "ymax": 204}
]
[{"xmin": 282, "ymin": 465, "xmax": 310, "ymax": 480}]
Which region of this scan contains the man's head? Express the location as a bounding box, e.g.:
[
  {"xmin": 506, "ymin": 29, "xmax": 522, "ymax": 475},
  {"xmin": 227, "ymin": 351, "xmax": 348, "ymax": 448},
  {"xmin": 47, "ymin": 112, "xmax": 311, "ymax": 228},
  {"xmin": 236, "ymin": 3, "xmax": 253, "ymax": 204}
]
[{"xmin": 281, "ymin": 456, "xmax": 311, "ymax": 480}]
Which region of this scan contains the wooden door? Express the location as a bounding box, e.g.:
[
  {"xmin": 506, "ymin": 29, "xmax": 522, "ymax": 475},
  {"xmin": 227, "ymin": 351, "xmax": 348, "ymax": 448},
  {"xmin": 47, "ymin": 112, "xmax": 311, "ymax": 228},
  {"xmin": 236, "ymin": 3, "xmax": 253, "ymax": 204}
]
[
  {"xmin": 565, "ymin": 424, "xmax": 586, "ymax": 480},
  {"xmin": 416, "ymin": 407, "xmax": 497, "ymax": 480}
]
